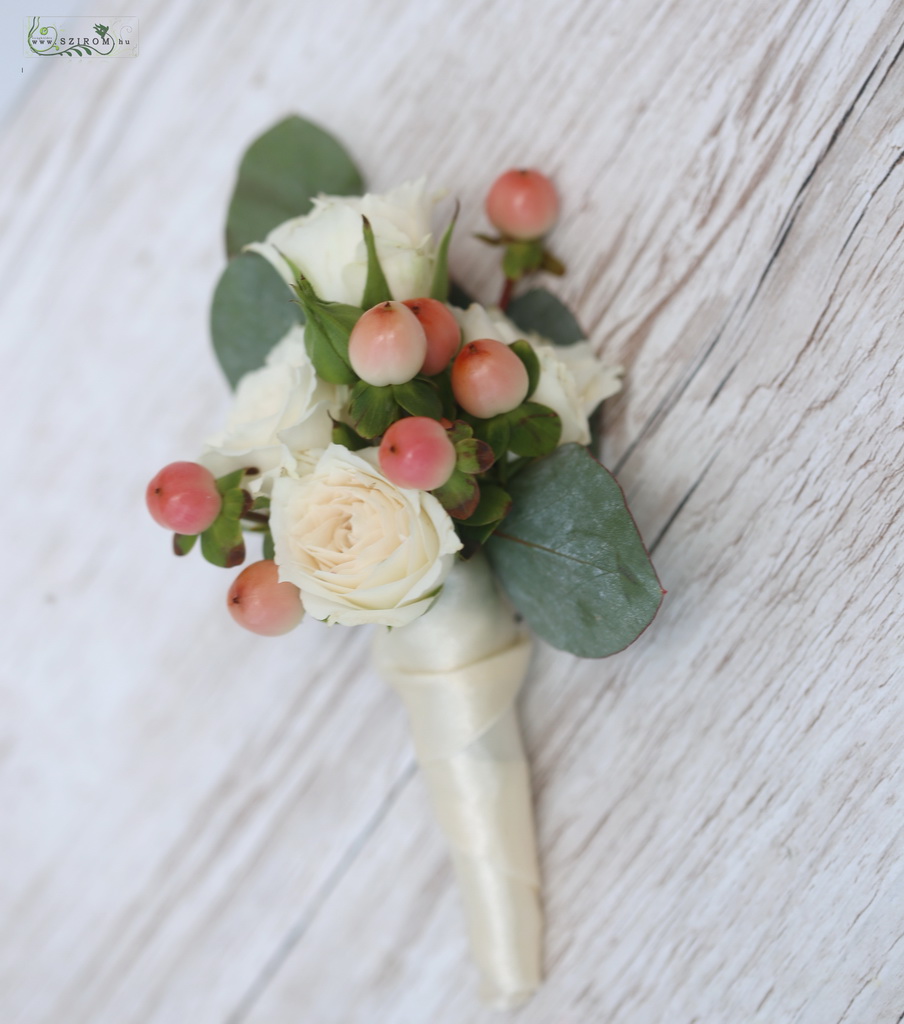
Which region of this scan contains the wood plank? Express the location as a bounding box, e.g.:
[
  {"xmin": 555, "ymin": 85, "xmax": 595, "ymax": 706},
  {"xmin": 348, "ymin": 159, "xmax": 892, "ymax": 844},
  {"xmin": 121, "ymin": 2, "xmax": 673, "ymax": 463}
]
[{"xmin": 2, "ymin": 0, "xmax": 902, "ymax": 1021}]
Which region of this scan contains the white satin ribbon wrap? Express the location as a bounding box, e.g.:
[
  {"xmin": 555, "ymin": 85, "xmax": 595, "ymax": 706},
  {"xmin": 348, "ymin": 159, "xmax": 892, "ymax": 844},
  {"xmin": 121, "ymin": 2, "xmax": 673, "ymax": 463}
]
[{"xmin": 373, "ymin": 554, "xmax": 542, "ymax": 1009}]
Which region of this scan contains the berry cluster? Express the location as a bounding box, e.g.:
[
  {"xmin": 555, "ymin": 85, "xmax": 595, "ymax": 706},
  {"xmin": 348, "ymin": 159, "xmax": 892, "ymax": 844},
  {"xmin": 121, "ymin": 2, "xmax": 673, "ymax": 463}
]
[{"xmin": 147, "ymin": 169, "xmax": 561, "ymax": 635}]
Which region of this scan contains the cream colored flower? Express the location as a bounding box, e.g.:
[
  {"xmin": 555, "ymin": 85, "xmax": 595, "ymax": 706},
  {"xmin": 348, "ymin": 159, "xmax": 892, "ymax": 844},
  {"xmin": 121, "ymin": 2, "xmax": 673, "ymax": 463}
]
[
  {"xmin": 454, "ymin": 303, "xmax": 623, "ymax": 445},
  {"xmin": 270, "ymin": 445, "xmax": 462, "ymax": 627},
  {"xmin": 200, "ymin": 326, "xmax": 342, "ymax": 494},
  {"xmin": 247, "ymin": 180, "xmax": 437, "ymax": 306}
]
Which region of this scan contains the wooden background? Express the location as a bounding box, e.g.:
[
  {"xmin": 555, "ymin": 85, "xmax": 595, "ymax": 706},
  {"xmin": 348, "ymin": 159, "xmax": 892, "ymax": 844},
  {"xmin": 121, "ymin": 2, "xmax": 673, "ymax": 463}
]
[{"xmin": 3, "ymin": 0, "xmax": 902, "ymax": 1021}]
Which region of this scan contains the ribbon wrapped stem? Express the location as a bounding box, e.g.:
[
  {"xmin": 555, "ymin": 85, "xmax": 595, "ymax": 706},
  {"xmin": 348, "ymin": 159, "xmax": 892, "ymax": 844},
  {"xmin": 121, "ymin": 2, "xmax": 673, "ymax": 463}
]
[{"xmin": 373, "ymin": 554, "xmax": 542, "ymax": 1009}]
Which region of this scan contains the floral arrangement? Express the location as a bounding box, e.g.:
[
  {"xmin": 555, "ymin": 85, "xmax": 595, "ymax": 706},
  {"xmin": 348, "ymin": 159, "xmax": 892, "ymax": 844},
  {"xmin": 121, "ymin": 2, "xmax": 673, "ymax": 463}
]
[{"xmin": 146, "ymin": 116, "xmax": 662, "ymax": 1008}]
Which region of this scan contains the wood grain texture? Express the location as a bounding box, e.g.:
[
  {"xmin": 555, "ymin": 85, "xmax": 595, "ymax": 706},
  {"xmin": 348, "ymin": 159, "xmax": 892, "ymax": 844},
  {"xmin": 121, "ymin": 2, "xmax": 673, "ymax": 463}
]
[{"xmin": 2, "ymin": 0, "xmax": 902, "ymax": 1022}]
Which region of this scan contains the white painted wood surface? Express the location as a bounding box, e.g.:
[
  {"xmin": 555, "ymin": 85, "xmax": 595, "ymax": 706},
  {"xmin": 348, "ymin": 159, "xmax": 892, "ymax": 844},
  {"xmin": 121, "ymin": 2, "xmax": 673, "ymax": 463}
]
[{"xmin": 3, "ymin": 1, "xmax": 903, "ymax": 1021}]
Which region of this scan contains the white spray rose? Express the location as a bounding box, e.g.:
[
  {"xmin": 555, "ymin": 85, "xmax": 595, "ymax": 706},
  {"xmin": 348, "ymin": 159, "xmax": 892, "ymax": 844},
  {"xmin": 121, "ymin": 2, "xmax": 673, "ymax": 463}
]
[
  {"xmin": 454, "ymin": 303, "xmax": 623, "ymax": 446},
  {"xmin": 270, "ymin": 445, "xmax": 462, "ymax": 627},
  {"xmin": 200, "ymin": 326, "xmax": 343, "ymax": 494},
  {"xmin": 247, "ymin": 180, "xmax": 437, "ymax": 306}
]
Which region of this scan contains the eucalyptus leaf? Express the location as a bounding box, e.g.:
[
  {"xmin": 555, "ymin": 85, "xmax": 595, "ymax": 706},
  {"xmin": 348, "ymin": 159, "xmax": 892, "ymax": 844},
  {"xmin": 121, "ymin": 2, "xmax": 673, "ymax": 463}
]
[
  {"xmin": 486, "ymin": 444, "xmax": 662, "ymax": 657},
  {"xmin": 506, "ymin": 288, "xmax": 584, "ymax": 345},
  {"xmin": 225, "ymin": 116, "xmax": 364, "ymax": 256},
  {"xmin": 211, "ymin": 252, "xmax": 303, "ymax": 389},
  {"xmin": 360, "ymin": 216, "xmax": 393, "ymax": 307}
]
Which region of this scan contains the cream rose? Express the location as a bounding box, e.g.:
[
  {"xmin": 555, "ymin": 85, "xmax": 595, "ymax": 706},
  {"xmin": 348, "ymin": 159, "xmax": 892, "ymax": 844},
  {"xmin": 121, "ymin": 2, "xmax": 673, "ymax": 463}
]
[
  {"xmin": 247, "ymin": 180, "xmax": 437, "ymax": 306},
  {"xmin": 270, "ymin": 445, "xmax": 462, "ymax": 627},
  {"xmin": 200, "ymin": 326, "xmax": 342, "ymax": 494},
  {"xmin": 454, "ymin": 303, "xmax": 623, "ymax": 445}
]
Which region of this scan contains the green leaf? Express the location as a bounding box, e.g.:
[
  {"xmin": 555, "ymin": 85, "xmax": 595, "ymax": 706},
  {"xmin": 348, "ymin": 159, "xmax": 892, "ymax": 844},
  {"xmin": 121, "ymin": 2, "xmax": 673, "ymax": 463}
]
[
  {"xmin": 505, "ymin": 401, "xmax": 561, "ymax": 457},
  {"xmin": 332, "ymin": 420, "xmax": 371, "ymax": 451},
  {"xmin": 225, "ymin": 115, "xmax": 364, "ymax": 256},
  {"xmin": 506, "ymin": 288, "xmax": 584, "ymax": 345},
  {"xmin": 509, "ymin": 339, "xmax": 540, "ymax": 396},
  {"xmin": 446, "ymin": 419, "xmax": 474, "ymax": 446},
  {"xmin": 468, "ymin": 414, "xmax": 511, "ymax": 462},
  {"xmin": 431, "ymin": 367, "xmax": 457, "ymax": 417},
  {"xmin": 448, "ymin": 280, "xmax": 474, "ymax": 310},
  {"xmin": 503, "ymin": 239, "xmax": 544, "ymax": 280},
  {"xmin": 213, "ymin": 469, "xmax": 247, "ymax": 495},
  {"xmin": 360, "ymin": 216, "xmax": 393, "ymax": 307},
  {"xmin": 456, "ymin": 521, "xmax": 500, "ymax": 552},
  {"xmin": 173, "ymin": 533, "xmax": 197, "ymax": 556},
  {"xmin": 348, "ymin": 382, "xmax": 399, "ymax": 438},
  {"xmin": 211, "ymin": 251, "xmax": 302, "ymax": 388},
  {"xmin": 431, "ymin": 470, "xmax": 479, "ymax": 519},
  {"xmin": 292, "ymin": 276, "xmax": 360, "ymax": 384},
  {"xmin": 393, "ymin": 379, "xmax": 443, "ymax": 420},
  {"xmin": 486, "ymin": 444, "xmax": 662, "ymax": 657},
  {"xmin": 454, "ymin": 437, "xmax": 495, "ymax": 474},
  {"xmin": 540, "ymin": 249, "xmax": 566, "ymax": 276},
  {"xmin": 251, "ymin": 494, "xmax": 271, "ymax": 511},
  {"xmin": 430, "ymin": 202, "xmax": 458, "ymax": 302},
  {"xmin": 262, "ymin": 531, "xmax": 275, "ymax": 560},
  {"xmin": 463, "ymin": 483, "xmax": 511, "ymax": 526},
  {"xmin": 200, "ymin": 487, "xmax": 247, "ymax": 569}
]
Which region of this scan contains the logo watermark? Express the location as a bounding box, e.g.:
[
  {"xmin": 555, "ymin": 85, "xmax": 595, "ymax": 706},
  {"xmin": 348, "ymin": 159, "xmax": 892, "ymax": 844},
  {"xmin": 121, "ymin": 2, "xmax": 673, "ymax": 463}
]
[{"xmin": 25, "ymin": 16, "xmax": 139, "ymax": 57}]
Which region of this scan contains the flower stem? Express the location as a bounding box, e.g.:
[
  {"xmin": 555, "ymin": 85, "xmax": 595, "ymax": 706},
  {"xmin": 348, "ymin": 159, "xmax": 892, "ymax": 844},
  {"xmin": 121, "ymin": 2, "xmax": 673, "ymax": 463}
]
[{"xmin": 498, "ymin": 277, "xmax": 515, "ymax": 311}]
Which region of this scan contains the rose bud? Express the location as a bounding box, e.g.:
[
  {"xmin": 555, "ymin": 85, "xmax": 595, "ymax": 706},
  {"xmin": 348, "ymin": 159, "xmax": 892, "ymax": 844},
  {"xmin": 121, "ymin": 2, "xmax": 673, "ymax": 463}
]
[
  {"xmin": 227, "ymin": 559, "xmax": 304, "ymax": 636},
  {"xmin": 348, "ymin": 300, "xmax": 427, "ymax": 386},
  {"xmin": 379, "ymin": 416, "xmax": 458, "ymax": 491},
  {"xmin": 146, "ymin": 461, "xmax": 222, "ymax": 535},
  {"xmin": 451, "ymin": 339, "xmax": 529, "ymax": 418},
  {"xmin": 485, "ymin": 169, "xmax": 559, "ymax": 240},
  {"xmin": 402, "ymin": 298, "xmax": 462, "ymax": 376}
]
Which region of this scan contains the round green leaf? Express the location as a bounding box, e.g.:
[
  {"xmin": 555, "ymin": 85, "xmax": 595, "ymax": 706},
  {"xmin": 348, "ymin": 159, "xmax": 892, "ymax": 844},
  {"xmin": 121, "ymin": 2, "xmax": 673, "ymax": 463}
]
[
  {"xmin": 506, "ymin": 288, "xmax": 585, "ymax": 345},
  {"xmin": 486, "ymin": 444, "xmax": 662, "ymax": 657},
  {"xmin": 225, "ymin": 116, "xmax": 364, "ymax": 256},
  {"xmin": 210, "ymin": 251, "xmax": 302, "ymax": 389}
]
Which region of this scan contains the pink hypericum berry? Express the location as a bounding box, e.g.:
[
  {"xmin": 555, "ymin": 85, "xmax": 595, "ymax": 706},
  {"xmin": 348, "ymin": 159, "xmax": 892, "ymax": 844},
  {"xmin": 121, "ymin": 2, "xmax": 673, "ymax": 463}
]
[
  {"xmin": 451, "ymin": 339, "xmax": 529, "ymax": 419},
  {"xmin": 485, "ymin": 169, "xmax": 559, "ymax": 241},
  {"xmin": 402, "ymin": 298, "xmax": 462, "ymax": 376},
  {"xmin": 348, "ymin": 300, "xmax": 427, "ymax": 386},
  {"xmin": 379, "ymin": 416, "xmax": 457, "ymax": 491},
  {"xmin": 227, "ymin": 559, "xmax": 304, "ymax": 636},
  {"xmin": 146, "ymin": 461, "xmax": 222, "ymax": 535}
]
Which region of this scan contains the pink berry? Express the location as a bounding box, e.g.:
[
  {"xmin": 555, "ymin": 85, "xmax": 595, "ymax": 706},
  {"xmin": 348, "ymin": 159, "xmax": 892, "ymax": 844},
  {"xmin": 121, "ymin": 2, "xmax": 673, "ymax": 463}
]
[
  {"xmin": 227, "ymin": 560, "xmax": 304, "ymax": 636},
  {"xmin": 348, "ymin": 300, "xmax": 427, "ymax": 386},
  {"xmin": 485, "ymin": 169, "xmax": 559, "ymax": 240},
  {"xmin": 451, "ymin": 339, "xmax": 529, "ymax": 418},
  {"xmin": 402, "ymin": 298, "xmax": 462, "ymax": 375},
  {"xmin": 146, "ymin": 461, "xmax": 222, "ymax": 534},
  {"xmin": 379, "ymin": 417, "xmax": 457, "ymax": 491}
]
